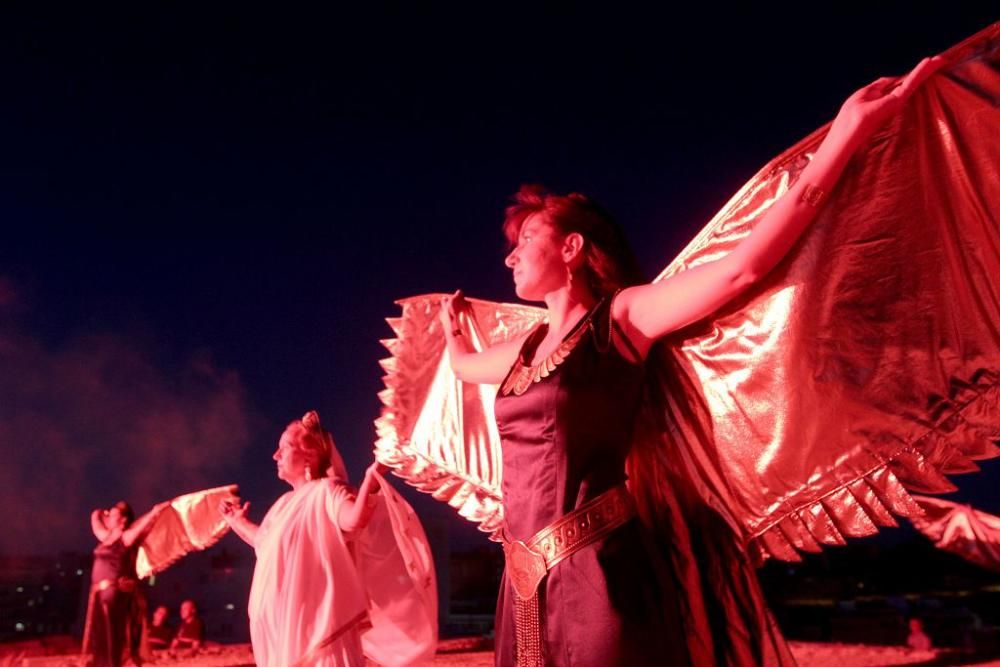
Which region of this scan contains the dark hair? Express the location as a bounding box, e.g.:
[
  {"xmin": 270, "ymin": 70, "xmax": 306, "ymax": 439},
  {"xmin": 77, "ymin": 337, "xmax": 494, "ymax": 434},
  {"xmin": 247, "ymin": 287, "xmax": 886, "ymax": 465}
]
[
  {"xmin": 113, "ymin": 500, "xmax": 134, "ymax": 528},
  {"xmin": 503, "ymin": 184, "xmax": 646, "ymax": 298}
]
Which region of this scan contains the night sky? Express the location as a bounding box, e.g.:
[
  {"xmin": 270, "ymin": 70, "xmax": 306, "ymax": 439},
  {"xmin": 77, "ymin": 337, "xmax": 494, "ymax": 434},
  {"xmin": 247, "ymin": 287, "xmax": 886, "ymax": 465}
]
[{"xmin": 2, "ymin": 5, "xmax": 997, "ymax": 557}]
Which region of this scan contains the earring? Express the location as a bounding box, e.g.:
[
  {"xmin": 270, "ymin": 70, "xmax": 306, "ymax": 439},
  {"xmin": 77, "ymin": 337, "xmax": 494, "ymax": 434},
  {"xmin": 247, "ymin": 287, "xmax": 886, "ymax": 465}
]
[{"xmin": 305, "ymin": 466, "xmax": 313, "ymax": 482}]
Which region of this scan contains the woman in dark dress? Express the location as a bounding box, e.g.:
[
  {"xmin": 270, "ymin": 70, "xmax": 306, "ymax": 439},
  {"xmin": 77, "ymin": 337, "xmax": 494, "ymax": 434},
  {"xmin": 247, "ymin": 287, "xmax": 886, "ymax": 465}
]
[
  {"xmin": 439, "ymin": 58, "xmax": 941, "ymax": 666},
  {"xmin": 86, "ymin": 500, "xmax": 166, "ymax": 667}
]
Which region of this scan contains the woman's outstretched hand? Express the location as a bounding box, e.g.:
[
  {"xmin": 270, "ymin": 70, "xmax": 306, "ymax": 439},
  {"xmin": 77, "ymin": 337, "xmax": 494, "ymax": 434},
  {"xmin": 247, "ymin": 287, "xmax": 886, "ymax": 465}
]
[
  {"xmin": 830, "ymin": 55, "xmax": 945, "ymax": 148},
  {"xmin": 338, "ymin": 460, "xmax": 390, "ymax": 532},
  {"xmin": 367, "ymin": 461, "xmax": 390, "ymax": 477},
  {"xmin": 219, "ymin": 499, "xmax": 250, "ymax": 525},
  {"xmin": 219, "ymin": 498, "xmax": 259, "ymax": 547},
  {"xmin": 362, "ymin": 460, "xmax": 390, "ymax": 495},
  {"xmin": 439, "ymin": 289, "xmax": 468, "ymax": 336}
]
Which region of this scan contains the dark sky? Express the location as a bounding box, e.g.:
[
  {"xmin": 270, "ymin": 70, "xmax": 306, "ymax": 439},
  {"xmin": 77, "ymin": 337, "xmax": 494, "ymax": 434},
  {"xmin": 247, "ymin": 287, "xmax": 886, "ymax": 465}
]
[{"xmin": 1, "ymin": 5, "xmax": 997, "ymax": 556}]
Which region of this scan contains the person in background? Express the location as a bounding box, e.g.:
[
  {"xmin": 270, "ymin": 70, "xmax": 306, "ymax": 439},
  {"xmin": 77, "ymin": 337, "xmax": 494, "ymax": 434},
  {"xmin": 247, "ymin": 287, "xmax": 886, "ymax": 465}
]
[
  {"xmin": 221, "ymin": 410, "xmax": 437, "ymax": 667},
  {"xmin": 907, "ymin": 617, "xmax": 933, "ymax": 651},
  {"xmin": 171, "ymin": 599, "xmax": 205, "ymax": 650},
  {"xmin": 147, "ymin": 605, "xmax": 174, "ymax": 650},
  {"xmin": 85, "ymin": 499, "xmax": 168, "ymax": 667}
]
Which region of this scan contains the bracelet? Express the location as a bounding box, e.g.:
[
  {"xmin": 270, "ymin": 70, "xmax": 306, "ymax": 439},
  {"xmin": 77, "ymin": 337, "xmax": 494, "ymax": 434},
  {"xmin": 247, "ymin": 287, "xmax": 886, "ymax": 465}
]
[{"xmin": 801, "ymin": 183, "xmax": 826, "ymax": 208}]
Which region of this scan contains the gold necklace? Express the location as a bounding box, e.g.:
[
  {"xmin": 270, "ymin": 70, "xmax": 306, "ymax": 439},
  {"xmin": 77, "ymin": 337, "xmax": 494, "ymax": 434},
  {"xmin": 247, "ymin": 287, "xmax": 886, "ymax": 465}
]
[{"xmin": 500, "ymin": 316, "xmax": 592, "ymax": 397}]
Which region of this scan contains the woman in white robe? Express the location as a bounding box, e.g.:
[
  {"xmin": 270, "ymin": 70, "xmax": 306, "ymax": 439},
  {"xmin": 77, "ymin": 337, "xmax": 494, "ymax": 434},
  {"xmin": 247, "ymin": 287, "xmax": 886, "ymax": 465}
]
[{"xmin": 222, "ymin": 411, "xmax": 437, "ymax": 667}]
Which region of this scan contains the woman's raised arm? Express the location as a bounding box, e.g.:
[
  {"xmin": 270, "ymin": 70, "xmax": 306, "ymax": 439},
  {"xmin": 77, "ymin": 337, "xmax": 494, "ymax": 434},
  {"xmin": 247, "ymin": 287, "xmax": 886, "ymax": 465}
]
[
  {"xmin": 439, "ymin": 290, "xmax": 525, "ymax": 385},
  {"xmin": 220, "ymin": 499, "xmax": 260, "ymax": 548},
  {"xmin": 337, "ymin": 462, "xmax": 388, "ymax": 533},
  {"xmin": 614, "ymin": 56, "xmax": 943, "ymax": 359},
  {"xmin": 90, "ymin": 509, "xmax": 112, "ymax": 543},
  {"xmin": 122, "ymin": 501, "xmax": 170, "ymax": 548}
]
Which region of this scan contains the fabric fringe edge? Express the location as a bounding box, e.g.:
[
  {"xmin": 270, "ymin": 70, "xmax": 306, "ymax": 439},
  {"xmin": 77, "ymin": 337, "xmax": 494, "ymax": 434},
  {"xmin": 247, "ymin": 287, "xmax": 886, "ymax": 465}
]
[{"xmin": 749, "ymin": 370, "xmax": 1000, "ymax": 563}]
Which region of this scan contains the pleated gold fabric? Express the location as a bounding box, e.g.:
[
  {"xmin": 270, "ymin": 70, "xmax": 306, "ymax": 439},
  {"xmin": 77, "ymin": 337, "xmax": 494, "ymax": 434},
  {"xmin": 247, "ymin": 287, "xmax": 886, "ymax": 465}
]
[
  {"xmin": 374, "ymin": 297, "xmax": 542, "ymax": 536},
  {"xmin": 910, "ymin": 495, "xmax": 1000, "ymax": 572},
  {"xmin": 657, "ymin": 23, "xmax": 1000, "ymax": 562},
  {"xmin": 375, "ymin": 22, "xmax": 1000, "ymax": 559},
  {"xmin": 135, "ymin": 485, "xmax": 238, "ymax": 578}
]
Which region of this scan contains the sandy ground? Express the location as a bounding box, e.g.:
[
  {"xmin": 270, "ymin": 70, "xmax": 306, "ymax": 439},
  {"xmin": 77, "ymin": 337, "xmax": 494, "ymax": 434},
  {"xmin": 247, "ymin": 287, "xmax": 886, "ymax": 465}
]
[{"xmin": 2, "ymin": 637, "xmax": 1000, "ymax": 666}]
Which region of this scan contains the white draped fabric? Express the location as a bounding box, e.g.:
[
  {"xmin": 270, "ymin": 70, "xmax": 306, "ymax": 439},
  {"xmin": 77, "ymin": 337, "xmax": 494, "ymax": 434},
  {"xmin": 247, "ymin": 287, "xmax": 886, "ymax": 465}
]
[{"xmin": 249, "ymin": 476, "xmax": 436, "ymax": 667}]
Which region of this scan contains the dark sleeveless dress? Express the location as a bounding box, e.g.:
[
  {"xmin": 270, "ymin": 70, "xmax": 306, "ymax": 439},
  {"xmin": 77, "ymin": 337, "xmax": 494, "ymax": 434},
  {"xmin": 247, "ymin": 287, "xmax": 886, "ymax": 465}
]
[
  {"xmin": 89, "ymin": 539, "xmax": 145, "ymax": 666},
  {"xmin": 493, "ymin": 299, "xmax": 689, "ymax": 666}
]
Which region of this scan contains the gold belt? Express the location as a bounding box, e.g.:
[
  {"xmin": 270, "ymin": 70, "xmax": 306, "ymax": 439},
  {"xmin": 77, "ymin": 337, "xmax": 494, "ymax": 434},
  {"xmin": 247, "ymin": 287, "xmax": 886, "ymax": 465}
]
[
  {"xmin": 502, "ymin": 485, "xmax": 635, "ymax": 667},
  {"xmin": 95, "ymin": 576, "xmax": 138, "ymax": 593}
]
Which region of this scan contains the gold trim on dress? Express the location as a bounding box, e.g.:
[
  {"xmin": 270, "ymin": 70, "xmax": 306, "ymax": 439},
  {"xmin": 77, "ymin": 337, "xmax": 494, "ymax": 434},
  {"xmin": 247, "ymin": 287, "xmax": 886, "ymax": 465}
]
[{"xmin": 500, "ymin": 315, "xmax": 592, "ymax": 397}]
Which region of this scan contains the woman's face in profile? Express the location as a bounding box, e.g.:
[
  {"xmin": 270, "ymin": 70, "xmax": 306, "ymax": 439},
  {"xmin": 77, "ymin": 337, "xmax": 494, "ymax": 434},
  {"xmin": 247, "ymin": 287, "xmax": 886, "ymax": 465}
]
[
  {"xmin": 273, "ymin": 431, "xmax": 308, "ymax": 483},
  {"xmin": 504, "ymin": 214, "xmax": 567, "ymax": 301},
  {"xmin": 106, "ymin": 506, "xmax": 127, "ymax": 529}
]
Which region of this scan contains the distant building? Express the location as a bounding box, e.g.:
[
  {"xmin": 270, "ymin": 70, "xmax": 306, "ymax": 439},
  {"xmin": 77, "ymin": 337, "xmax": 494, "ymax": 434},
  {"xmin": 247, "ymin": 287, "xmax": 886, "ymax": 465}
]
[
  {"xmin": 0, "ymin": 552, "xmax": 89, "ymax": 640},
  {"xmin": 424, "ymin": 512, "xmax": 503, "ymax": 637},
  {"xmin": 446, "ymin": 544, "xmax": 503, "ymax": 637}
]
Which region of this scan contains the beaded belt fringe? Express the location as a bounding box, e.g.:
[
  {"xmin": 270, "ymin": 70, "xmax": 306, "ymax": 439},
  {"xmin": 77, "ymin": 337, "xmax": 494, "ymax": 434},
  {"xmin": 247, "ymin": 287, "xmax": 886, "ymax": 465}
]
[{"xmin": 502, "ymin": 485, "xmax": 635, "ymax": 667}]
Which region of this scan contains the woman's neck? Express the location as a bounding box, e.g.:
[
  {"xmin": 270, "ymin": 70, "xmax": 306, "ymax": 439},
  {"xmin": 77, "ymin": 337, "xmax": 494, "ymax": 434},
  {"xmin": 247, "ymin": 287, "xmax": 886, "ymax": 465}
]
[{"xmin": 543, "ymin": 284, "xmax": 597, "ymax": 336}]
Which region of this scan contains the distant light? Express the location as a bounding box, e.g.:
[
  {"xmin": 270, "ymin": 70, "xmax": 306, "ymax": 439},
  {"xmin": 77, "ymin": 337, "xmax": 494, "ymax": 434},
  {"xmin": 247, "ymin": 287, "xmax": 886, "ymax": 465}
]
[
  {"xmin": 42, "ymin": 585, "xmax": 50, "ymax": 591},
  {"xmin": 15, "ymin": 622, "xmax": 25, "ymax": 632},
  {"xmin": 16, "ymin": 586, "xmax": 23, "ymax": 593},
  {"xmin": 27, "ymin": 600, "xmax": 34, "ymax": 607},
  {"xmin": 76, "ymin": 569, "xmax": 83, "ymax": 576},
  {"xmin": 225, "ymin": 603, "xmax": 235, "ymax": 610},
  {"xmin": 60, "ymin": 572, "xmax": 65, "ymax": 577}
]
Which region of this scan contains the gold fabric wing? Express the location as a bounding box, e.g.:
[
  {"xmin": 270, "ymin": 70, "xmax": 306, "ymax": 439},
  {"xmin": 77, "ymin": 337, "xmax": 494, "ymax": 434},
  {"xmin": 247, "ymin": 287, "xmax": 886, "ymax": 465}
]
[
  {"xmin": 909, "ymin": 496, "xmax": 1000, "ymax": 572},
  {"xmin": 374, "ymin": 296, "xmax": 543, "ymax": 534},
  {"xmin": 376, "ymin": 23, "xmax": 1000, "ymax": 555},
  {"xmin": 136, "ymin": 485, "xmax": 238, "ymax": 579},
  {"xmin": 661, "ymin": 25, "xmax": 1000, "ymax": 562}
]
